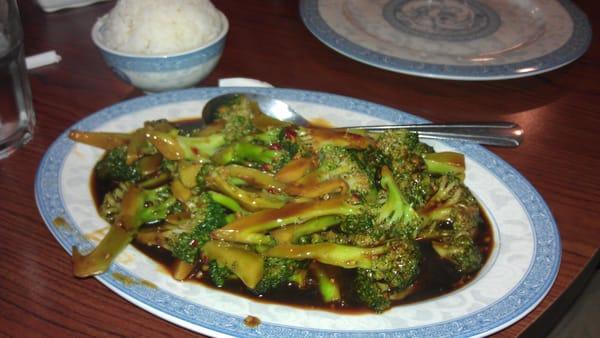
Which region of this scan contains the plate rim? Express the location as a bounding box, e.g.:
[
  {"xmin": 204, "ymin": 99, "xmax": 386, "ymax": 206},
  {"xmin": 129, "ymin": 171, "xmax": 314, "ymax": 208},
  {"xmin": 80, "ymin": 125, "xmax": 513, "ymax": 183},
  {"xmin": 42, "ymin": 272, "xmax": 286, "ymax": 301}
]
[
  {"xmin": 299, "ymin": 0, "xmax": 592, "ymax": 80},
  {"xmin": 35, "ymin": 87, "xmax": 561, "ymax": 337}
]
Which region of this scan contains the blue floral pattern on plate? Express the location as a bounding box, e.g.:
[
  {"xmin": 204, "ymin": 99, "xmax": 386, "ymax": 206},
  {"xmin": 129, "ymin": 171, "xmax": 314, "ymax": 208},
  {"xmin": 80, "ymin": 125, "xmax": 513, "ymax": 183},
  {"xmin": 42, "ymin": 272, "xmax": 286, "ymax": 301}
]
[{"xmin": 300, "ymin": 0, "xmax": 591, "ymax": 80}]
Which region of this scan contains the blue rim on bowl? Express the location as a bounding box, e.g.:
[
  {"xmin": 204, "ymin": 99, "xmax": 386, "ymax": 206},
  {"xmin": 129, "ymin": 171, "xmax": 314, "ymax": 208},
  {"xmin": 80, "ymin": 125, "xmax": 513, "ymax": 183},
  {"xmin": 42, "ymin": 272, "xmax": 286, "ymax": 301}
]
[{"xmin": 91, "ymin": 11, "xmax": 229, "ymax": 72}]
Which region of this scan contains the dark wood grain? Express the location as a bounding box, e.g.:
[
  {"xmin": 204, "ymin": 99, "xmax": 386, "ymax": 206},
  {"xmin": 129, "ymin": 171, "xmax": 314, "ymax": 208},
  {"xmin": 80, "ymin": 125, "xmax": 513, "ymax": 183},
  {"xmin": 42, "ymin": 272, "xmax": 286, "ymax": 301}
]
[{"xmin": 1, "ymin": 0, "xmax": 598, "ymax": 336}]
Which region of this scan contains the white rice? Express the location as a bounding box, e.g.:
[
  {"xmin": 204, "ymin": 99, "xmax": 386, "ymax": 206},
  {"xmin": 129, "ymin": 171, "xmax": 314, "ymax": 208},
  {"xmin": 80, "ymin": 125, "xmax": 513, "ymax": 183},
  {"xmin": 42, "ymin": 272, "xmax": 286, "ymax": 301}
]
[{"xmin": 97, "ymin": 0, "xmax": 222, "ymax": 55}]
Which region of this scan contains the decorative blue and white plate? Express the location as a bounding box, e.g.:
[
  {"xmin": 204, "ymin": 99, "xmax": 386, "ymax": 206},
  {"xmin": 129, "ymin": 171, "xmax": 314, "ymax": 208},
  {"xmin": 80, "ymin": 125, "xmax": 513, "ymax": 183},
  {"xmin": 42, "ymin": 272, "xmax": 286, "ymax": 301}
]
[
  {"xmin": 299, "ymin": 0, "xmax": 591, "ymax": 80},
  {"xmin": 35, "ymin": 88, "xmax": 560, "ymax": 337}
]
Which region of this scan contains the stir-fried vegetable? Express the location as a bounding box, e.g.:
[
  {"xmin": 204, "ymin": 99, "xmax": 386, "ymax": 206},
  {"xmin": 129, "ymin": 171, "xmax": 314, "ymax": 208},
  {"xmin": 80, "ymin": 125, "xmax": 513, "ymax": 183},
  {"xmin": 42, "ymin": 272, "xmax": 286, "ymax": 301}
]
[{"xmin": 69, "ymin": 94, "xmax": 486, "ymax": 312}]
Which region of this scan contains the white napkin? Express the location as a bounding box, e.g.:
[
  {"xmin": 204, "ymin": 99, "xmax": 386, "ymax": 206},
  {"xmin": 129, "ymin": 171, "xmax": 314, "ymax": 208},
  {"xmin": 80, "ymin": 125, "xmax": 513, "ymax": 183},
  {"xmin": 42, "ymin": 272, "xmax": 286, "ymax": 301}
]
[
  {"xmin": 26, "ymin": 51, "xmax": 62, "ymax": 70},
  {"xmin": 36, "ymin": 0, "xmax": 110, "ymax": 13}
]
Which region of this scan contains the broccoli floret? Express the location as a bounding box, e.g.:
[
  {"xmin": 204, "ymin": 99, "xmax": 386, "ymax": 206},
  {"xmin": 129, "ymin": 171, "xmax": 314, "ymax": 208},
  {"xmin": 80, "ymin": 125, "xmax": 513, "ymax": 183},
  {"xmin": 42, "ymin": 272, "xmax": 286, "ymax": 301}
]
[
  {"xmin": 135, "ymin": 185, "xmax": 179, "ymax": 225},
  {"xmin": 347, "ymin": 146, "xmax": 391, "ymax": 186},
  {"xmin": 417, "ymin": 175, "xmax": 483, "ymax": 274},
  {"xmin": 354, "ymin": 270, "xmax": 392, "ymax": 312},
  {"xmin": 252, "ymin": 257, "xmax": 307, "ymax": 295},
  {"xmin": 375, "ymin": 166, "xmax": 424, "ymax": 239},
  {"xmin": 208, "ymin": 260, "xmax": 237, "ymax": 287},
  {"xmin": 160, "ymin": 159, "xmax": 178, "ymax": 176},
  {"xmin": 432, "ymin": 235, "xmax": 482, "ymax": 274},
  {"xmin": 264, "ymin": 239, "xmax": 420, "ymax": 312},
  {"xmin": 136, "ymin": 192, "xmax": 230, "ymax": 264},
  {"xmin": 277, "ymin": 126, "xmax": 300, "ymax": 158},
  {"xmin": 168, "ymin": 194, "xmax": 230, "ymax": 264},
  {"xmin": 314, "ymin": 145, "xmax": 375, "ymax": 197},
  {"xmin": 95, "ymin": 146, "xmax": 141, "ymax": 182},
  {"xmin": 376, "ymin": 130, "xmax": 417, "ymax": 156},
  {"xmin": 375, "ymin": 130, "xmax": 436, "ymax": 206},
  {"xmin": 395, "ymin": 171, "xmax": 435, "ymax": 209},
  {"xmin": 354, "ymin": 240, "xmax": 421, "ymax": 312},
  {"xmin": 304, "ymin": 229, "xmax": 384, "ymax": 247},
  {"xmin": 285, "ymin": 165, "xmax": 424, "ymax": 246},
  {"xmin": 99, "ymin": 182, "xmax": 132, "ymax": 224},
  {"xmin": 365, "ymin": 240, "xmax": 420, "ymax": 290},
  {"xmin": 339, "ymin": 214, "xmax": 375, "ymax": 235},
  {"xmin": 212, "ymin": 94, "xmax": 258, "ymax": 142},
  {"xmin": 419, "ymin": 174, "xmax": 480, "ymax": 240},
  {"xmin": 224, "ymin": 115, "xmax": 256, "ymax": 143},
  {"xmin": 195, "ymin": 163, "xmax": 215, "ymax": 191},
  {"xmin": 376, "ymin": 130, "xmax": 433, "ymax": 157}
]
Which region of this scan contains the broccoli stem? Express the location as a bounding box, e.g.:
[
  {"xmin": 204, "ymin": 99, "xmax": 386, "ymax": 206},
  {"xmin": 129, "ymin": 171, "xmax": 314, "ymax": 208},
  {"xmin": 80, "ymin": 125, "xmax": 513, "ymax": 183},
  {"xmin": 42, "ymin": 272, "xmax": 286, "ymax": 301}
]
[
  {"xmin": 302, "ymin": 127, "xmax": 374, "ymax": 151},
  {"xmin": 171, "ymin": 179, "xmax": 192, "ymax": 202},
  {"xmin": 265, "ymin": 243, "xmax": 387, "ymax": 269},
  {"xmin": 72, "ymin": 225, "xmax": 134, "ymax": 278},
  {"xmin": 274, "ymin": 157, "xmax": 316, "ymax": 183},
  {"xmin": 423, "ymin": 152, "xmax": 465, "ymax": 179},
  {"xmin": 310, "ymin": 262, "xmax": 341, "ymax": 303},
  {"xmin": 211, "ymin": 197, "xmax": 358, "ymax": 245},
  {"xmin": 178, "ymin": 162, "xmax": 203, "ymax": 188},
  {"xmin": 137, "ymin": 172, "xmax": 171, "ymax": 189},
  {"xmin": 207, "ymin": 191, "xmax": 245, "ymax": 213},
  {"xmin": 218, "ymin": 165, "xmax": 286, "ymax": 191},
  {"xmin": 125, "ymin": 129, "xmax": 146, "ymax": 164},
  {"xmin": 68, "ymin": 130, "xmax": 130, "ymax": 149},
  {"xmin": 206, "ymin": 166, "xmax": 288, "ymax": 211},
  {"xmin": 137, "ymin": 154, "xmax": 163, "ymax": 177},
  {"xmin": 146, "ymin": 131, "xmax": 226, "ymax": 161},
  {"xmin": 212, "ymin": 142, "xmax": 280, "ymax": 166},
  {"xmin": 285, "ymin": 178, "xmax": 349, "ymax": 198},
  {"xmin": 73, "ymin": 187, "xmax": 145, "ymax": 277},
  {"xmin": 271, "ymin": 215, "xmax": 341, "ymax": 244},
  {"xmin": 73, "ymin": 186, "xmax": 176, "ymax": 277},
  {"xmin": 172, "ymin": 259, "xmax": 195, "ymax": 281}
]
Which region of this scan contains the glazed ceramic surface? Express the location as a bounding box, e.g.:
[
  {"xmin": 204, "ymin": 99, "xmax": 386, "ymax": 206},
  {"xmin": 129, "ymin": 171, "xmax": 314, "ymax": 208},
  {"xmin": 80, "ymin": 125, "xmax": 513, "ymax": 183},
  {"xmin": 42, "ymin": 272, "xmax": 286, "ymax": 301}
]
[
  {"xmin": 91, "ymin": 12, "xmax": 228, "ymax": 92},
  {"xmin": 35, "ymin": 88, "xmax": 560, "ymax": 337},
  {"xmin": 300, "ymin": 0, "xmax": 591, "ymax": 80}
]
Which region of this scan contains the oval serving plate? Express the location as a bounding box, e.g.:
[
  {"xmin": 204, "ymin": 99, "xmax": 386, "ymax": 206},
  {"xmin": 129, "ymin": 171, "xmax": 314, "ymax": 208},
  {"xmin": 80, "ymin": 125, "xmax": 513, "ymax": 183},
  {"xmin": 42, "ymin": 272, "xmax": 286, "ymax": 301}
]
[
  {"xmin": 300, "ymin": 0, "xmax": 591, "ymax": 80},
  {"xmin": 35, "ymin": 87, "xmax": 560, "ymax": 337}
]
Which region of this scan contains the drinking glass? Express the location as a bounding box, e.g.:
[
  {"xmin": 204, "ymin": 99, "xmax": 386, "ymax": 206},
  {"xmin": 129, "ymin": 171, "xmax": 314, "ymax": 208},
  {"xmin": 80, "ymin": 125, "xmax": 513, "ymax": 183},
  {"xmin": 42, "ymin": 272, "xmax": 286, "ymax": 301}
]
[{"xmin": 0, "ymin": 0, "xmax": 34, "ymax": 159}]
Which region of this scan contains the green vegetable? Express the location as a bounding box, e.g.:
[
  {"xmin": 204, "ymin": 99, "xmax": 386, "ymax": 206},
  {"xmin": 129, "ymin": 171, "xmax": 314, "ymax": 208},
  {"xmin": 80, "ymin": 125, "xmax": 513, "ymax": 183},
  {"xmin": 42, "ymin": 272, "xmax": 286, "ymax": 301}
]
[
  {"xmin": 69, "ymin": 93, "xmax": 486, "ymax": 314},
  {"xmin": 135, "ymin": 192, "xmax": 230, "ymax": 264},
  {"xmin": 73, "ymin": 185, "xmax": 178, "ymax": 277}
]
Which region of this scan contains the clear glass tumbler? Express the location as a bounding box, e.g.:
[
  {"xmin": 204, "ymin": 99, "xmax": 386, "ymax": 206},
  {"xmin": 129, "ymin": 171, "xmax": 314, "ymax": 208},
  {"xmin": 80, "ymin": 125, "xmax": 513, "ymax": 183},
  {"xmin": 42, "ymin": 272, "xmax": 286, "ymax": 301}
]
[{"xmin": 0, "ymin": 0, "xmax": 34, "ymax": 159}]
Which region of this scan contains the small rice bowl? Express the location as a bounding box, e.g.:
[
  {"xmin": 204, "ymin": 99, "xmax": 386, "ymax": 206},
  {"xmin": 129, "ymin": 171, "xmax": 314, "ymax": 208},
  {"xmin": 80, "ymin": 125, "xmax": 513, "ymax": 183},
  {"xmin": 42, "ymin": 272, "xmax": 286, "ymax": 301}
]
[{"xmin": 96, "ymin": 0, "xmax": 223, "ymax": 55}]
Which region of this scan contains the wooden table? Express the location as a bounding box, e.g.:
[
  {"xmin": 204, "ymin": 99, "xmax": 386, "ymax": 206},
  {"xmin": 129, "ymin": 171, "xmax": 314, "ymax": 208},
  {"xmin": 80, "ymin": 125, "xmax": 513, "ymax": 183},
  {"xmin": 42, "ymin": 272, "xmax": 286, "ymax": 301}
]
[{"xmin": 2, "ymin": 0, "xmax": 598, "ymax": 336}]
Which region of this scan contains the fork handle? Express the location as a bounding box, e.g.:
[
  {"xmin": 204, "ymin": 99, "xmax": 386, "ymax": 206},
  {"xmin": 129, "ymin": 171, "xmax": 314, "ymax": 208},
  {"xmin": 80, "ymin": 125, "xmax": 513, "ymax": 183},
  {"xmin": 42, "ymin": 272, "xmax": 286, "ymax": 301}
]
[{"xmin": 341, "ymin": 122, "xmax": 523, "ymax": 147}]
